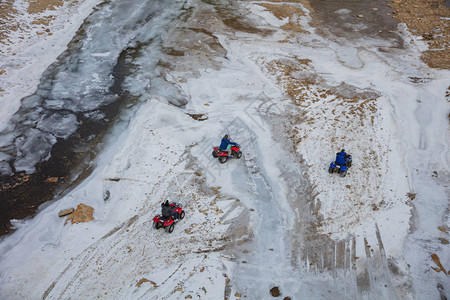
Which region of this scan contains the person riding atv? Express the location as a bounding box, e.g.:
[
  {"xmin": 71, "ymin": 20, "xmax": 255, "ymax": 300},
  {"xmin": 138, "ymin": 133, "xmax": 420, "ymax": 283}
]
[
  {"xmin": 335, "ymin": 149, "xmax": 351, "ymax": 166},
  {"xmin": 161, "ymin": 200, "xmax": 177, "ymax": 219},
  {"xmin": 219, "ymin": 134, "xmax": 238, "ymax": 158},
  {"xmin": 329, "ymin": 149, "xmax": 352, "ymax": 177}
]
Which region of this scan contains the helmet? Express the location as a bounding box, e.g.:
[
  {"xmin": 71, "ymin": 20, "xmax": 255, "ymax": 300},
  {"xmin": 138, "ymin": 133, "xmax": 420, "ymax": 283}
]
[
  {"xmin": 341, "ymin": 149, "xmax": 345, "ymax": 153},
  {"xmin": 164, "ymin": 200, "xmax": 169, "ymax": 205},
  {"xmin": 224, "ymin": 134, "xmax": 229, "ymax": 139}
]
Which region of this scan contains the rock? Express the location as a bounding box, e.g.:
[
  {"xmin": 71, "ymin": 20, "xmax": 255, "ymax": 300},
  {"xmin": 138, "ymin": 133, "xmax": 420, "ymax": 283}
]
[
  {"xmin": 107, "ymin": 178, "xmax": 120, "ymax": 182},
  {"xmin": 0, "ymin": 70, "xmax": 6, "ymax": 75},
  {"xmin": 45, "ymin": 177, "xmax": 59, "ymax": 183},
  {"xmin": 438, "ymin": 226, "xmax": 447, "ymax": 232},
  {"xmin": 136, "ymin": 278, "xmax": 157, "ymax": 288},
  {"xmin": 432, "ymin": 266, "xmax": 441, "ymax": 272},
  {"xmin": 407, "ymin": 193, "xmax": 416, "ymax": 200},
  {"xmin": 439, "ymin": 238, "xmax": 449, "ymax": 245},
  {"xmin": 372, "ymin": 8, "xmax": 379, "ymax": 11},
  {"xmin": 58, "ymin": 208, "xmax": 74, "ymax": 217},
  {"xmin": 65, "ymin": 203, "xmax": 94, "ymax": 225},
  {"xmin": 270, "ymin": 286, "xmax": 280, "ymax": 297},
  {"xmin": 284, "ymin": 297, "xmax": 292, "ymax": 300},
  {"xmin": 431, "ymin": 254, "xmax": 447, "ymax": 274},
  {"xmin": 235, "ymin": 292, "xmax": 241, "ymax": 297},
  {"xmin": 136, "ymin": 278, "xmax": 150, "ymax": 287},
  {"xmin": 357, "ymin": 14, "xmax": 364, "ymax": 18}
]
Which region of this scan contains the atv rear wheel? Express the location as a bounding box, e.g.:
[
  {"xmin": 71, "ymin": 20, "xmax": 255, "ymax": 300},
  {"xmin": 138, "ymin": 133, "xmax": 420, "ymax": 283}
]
[
  {"xmin": 340, "ymin": 170, "xmax": 347, "ymax": 177},
  {"xmin": 167, "ymin": 223, "xmax": 175, "ymax": 233},
  {"xmin": 212, "ymin": 151, "xmax": 219, "ymax": 158},
  {"xmin": 346, "ymin": 161, "xmax": 352, "ymax": 168},
  {"xmin": 179, "ymin": 210, "xmax": 185, "ymax": 220},
  {"xmin": 155, "ymin": 221, "xmax": 163, "ymax": 229},
  {"xmin": 218, "ymin": 156, "xmax": 228, "ymax": 164},
  {"xmin": 236, "ymin": 151, "xmax": 242, "ymax": 159}
]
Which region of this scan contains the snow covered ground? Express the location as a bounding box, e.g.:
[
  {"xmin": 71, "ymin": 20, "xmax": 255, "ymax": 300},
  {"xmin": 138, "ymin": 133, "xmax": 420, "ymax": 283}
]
[{"xmin": 0, "ymin": 0, "xmax": 449, "ymax": 299}]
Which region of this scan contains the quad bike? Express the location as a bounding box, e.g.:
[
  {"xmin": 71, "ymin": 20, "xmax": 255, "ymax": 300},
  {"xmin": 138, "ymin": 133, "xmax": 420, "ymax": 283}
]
[
  {"xmin": 212, "ymin": 145, "xmax": 242, "ymax": 164},
  {"xmin": 328, "ymin": 155, "xmax": 352, "ymax": 177},
  {"xmin": 152, "ymin": 202, "xmax": 185, "ymax": 233}
]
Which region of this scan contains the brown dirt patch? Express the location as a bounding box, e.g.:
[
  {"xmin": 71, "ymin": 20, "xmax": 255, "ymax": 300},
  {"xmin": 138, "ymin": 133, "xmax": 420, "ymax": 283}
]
[
  {"xmin": 256, "ymin": 1, "xmax": 306, "ymax": 38},
  {"xmin": 265, "ymin": 57, "xmax": 378, "ymax": 127},
  {"xmin": 389, "ymin": 0, "xmax": 450, "ymax": 69},
  {"xmin": 257, "ymin": 3, "xmax": 304, "ymax": 20},
  {"xmin": 0, "ymin": 0, "xmax": 73, "ymax": 45},
  {"xmin": 0, "ymin": 0, "xmax": 19, "ymax": 43},
  {"xmin": 27, "ymin": 0, "xmax": 66, "ymax": 14}
]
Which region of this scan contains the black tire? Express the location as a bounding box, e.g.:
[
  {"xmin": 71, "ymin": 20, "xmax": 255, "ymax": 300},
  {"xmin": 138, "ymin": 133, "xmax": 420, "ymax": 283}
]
[
  {"xmin": 340, "ymin": 170, "xmax": 347, "ymax": 177},
  {"xmin": 328, "ymin": 166, "xmax": 334, "ymax": 174},
  {"xmin": 236, "ymin": 151, "xmax": 242, "ymax": 159},
  {"xmin": 155, "ymin": 221, "xmax": 163, "ymax": 229},
  {"xmin": 218, "ymin": 156, "xmax": 228, "ymax": 164},
  {"xmin": 346, "ymin": 161, "xmax": 352, "ymax": 168},
  {"xmin": 179, "ymin": 210, "xmax": 185, "ymax": 220},
  {"xmin": 212, "ymin": 151, "xmax": 219, "ymax": 158},
  {"xmin": 167, "ymin": 223, "xmax": 175, "ymax": 233}
]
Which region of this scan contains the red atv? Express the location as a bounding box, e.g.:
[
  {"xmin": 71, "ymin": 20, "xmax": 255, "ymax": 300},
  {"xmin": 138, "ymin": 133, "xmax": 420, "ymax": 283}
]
[
  {"xmin": 212, "ymin": 145, "xmax": 242, "ymax": 164},
  {"xmin": 152, "ymin": 202, "xmax": 185, "ymax": 233}
]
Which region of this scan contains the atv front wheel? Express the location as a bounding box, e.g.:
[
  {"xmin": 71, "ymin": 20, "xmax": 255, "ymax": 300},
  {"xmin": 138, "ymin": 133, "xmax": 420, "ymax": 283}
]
[
  {"xmin": 236, "ymin": 151, "xmax": 242, "ymax": 159},
  {"xmin": 218, "ymin": 156, "xmax": 228, "ymax": 164},
  {"xmin": 346, "ymin": 161, "xmax": 352, "ymax": 168},
  {"xmin": 155, "ymin": 221, "xmax": 163, "ymax": 229},
  {"xmin": 212, "ymin": 151, "xmax": 219, "ymax": 158},
  {"xmin": 340, "ymin": 170, "xmax": 347, "ymax": 177},
  {"xmin": 328, "ymin": 166, "xmax": 334, "ymax": 174},
  {"xmin": 179, "ymin": 210, "xmax": 185, "ymax": 220},
  {"xmin": 167, "ymin": 224, "xmax": 175, "ymax": 233}
]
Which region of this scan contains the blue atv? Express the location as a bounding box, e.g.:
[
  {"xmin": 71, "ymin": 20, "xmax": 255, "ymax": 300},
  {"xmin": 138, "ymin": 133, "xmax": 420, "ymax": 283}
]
[{"xmin": 329, "ymin": 150, "xmax": 352, "ymax": 177}]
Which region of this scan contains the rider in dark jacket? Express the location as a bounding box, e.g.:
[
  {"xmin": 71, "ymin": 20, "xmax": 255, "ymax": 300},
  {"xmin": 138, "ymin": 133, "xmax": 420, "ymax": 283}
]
[
  {"xmin": 161, "ymin": 200, "xmax": 173, "ymax": 219},
  {"xmin": 219, "ymin": 134, "xmax": 238, "ymax": 157},
  {"xmin": 335, "ymin": 149, "xmax": 350, "ymax": 166}
]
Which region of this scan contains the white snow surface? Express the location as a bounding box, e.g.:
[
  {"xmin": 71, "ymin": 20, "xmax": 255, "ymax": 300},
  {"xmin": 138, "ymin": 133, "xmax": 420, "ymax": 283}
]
[{"xmin": 0, "ymin": 0, "xmax": 449, "ymax": 299}]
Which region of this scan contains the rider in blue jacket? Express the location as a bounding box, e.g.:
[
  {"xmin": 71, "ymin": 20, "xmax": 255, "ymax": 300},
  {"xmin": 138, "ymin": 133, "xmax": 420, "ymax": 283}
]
[
  {"xmin": 335, "ymin": 149, "xmax": 350, "ymax": 166},
  {"xmin": 219, "ymin": 134, "xmax": 238, "ymax": 157}
]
